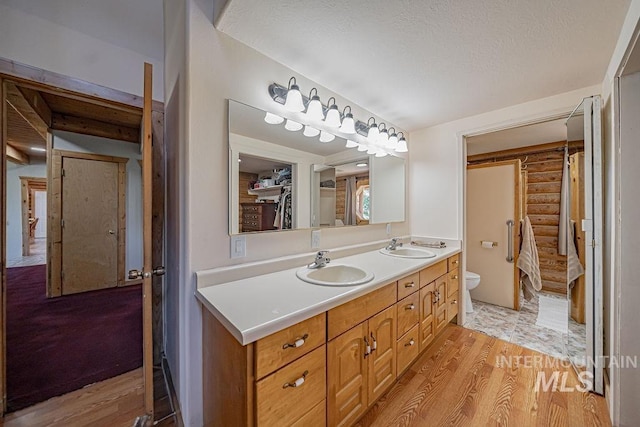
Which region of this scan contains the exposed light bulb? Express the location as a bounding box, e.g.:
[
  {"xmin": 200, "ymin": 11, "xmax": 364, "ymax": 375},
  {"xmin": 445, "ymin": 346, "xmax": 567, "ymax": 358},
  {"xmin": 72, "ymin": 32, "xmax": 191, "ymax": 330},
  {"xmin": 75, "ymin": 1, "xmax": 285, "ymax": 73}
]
[
  {"xmin": 303, "ymin": 125, "xmax": 320, "ymax": 137},
  {"xmin": 284, "ymin": 77, "xmax": 305, "ymax": 112},
  {"xmin": 388, "ymin": 133, "xmax": 398, "ymax": 149},
  {"xmin": 319, "ymin": 130, "xmax": 335, "ymax": 143},
  {"xmin": 378, "ymin": 128, "xmax": 389, "ymax": 146},
  {"xmin": 345, "ymin": 139, "xmax": 358, "ymax": 148},
  {"xmin": 339, "ymin": 107, "xmax": 356, "ymax": 134},
  {"xmin": 285, "ymin": 119, "xmax": 303, "ymax": 131},
  {"xmin": 367, "ymin": 123, "xmax": 379, "ymax": 140},
  {"xmin": 264, "ymin": 112, "xmax": 284, "ymax": 124}
]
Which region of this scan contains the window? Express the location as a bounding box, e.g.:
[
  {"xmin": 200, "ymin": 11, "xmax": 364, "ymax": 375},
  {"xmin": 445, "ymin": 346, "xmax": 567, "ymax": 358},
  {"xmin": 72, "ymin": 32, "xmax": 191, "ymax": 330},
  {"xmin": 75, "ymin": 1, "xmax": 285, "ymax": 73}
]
[{"xmin": 356, "ymin": 185, "xmax": 370, "ymax": 220}]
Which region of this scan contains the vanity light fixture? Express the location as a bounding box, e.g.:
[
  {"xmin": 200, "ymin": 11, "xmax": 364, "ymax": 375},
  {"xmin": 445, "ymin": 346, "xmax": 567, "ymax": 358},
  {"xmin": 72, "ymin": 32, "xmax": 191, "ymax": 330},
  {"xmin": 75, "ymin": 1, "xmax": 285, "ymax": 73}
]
[
  {"xmin": 339, "ymin": 106, "xmax": 356, "ymax": 134},
  {"xmin": 396, "ymin": 132, "xmax": 408, "ymax": 152},
  {"xmin": 285, "ymin": 119, "xmax": 303, "ymax": 131},
  {"xmin": 264, "ymin": 112, "xmax": 285, "ymax": 124},
  {"xmin": 319, "ymin": 130, "xmax": 336, "ymax": 143},
  {"xmin": 306, "ymin": 88, "xmax": 324, "ymax": 121},
  {"xmin": 303, "ymin": 125, "xmax": 320, "ymax": 137},
  {"xmin": 268, "ymin": 77, "xmax": 409, "ymax": 153},
  {"xmin": 31, "ymin": 147, "xmax": 46, "ymax": 152},
  {"xmin": 284, "ymin": 77, "xmax": 305, "ymax": 112},
  {"xmin": 345, "ymin": 139, "xmax": 359, "ymax": 148},
  {"xmin": 324, "ymin": 97, "xmax": 341, "ymax": 128}
]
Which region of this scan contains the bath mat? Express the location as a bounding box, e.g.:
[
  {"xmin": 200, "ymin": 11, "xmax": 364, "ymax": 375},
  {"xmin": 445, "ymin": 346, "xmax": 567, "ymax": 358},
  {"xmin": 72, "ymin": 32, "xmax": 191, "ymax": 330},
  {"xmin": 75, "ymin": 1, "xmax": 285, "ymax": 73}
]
[{"xmin": 536, "ymin": 295, "xmax": 569, "ymax": 333}]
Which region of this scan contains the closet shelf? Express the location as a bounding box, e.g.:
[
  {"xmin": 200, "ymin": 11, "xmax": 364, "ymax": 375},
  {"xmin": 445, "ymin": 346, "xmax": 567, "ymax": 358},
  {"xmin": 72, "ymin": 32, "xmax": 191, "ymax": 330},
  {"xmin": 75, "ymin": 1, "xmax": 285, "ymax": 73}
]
[{"xmin": 247, "ymin": 185, "xmax": 283, "ymax": 196}]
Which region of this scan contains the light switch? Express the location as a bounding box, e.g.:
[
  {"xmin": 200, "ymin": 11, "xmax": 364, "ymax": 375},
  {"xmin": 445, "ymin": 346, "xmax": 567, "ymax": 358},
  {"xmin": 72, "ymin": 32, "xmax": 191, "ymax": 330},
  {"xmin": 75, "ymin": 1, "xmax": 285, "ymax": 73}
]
[
  {"xmin": 311, "ymin": 230, "xmax": 321, "ymax": 249},
  {"xmin": 231, "ymin": 235, "xmax": 246, "ymax": 258}
]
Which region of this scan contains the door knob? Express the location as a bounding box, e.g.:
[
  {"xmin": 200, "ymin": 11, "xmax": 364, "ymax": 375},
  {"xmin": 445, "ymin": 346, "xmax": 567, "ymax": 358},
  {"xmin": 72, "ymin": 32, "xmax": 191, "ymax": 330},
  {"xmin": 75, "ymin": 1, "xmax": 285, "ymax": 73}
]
[{"xmin": 128, "ymin": 266, "xmax": 166, "ymax": 280}]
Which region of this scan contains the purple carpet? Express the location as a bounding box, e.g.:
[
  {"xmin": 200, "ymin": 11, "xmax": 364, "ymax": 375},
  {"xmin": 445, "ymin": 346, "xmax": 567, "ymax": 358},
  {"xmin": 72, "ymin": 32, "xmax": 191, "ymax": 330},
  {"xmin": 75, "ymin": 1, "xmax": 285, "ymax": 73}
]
[{"xmin": 6, "ymin": 265, "xmax": 142, "ymax": 412}]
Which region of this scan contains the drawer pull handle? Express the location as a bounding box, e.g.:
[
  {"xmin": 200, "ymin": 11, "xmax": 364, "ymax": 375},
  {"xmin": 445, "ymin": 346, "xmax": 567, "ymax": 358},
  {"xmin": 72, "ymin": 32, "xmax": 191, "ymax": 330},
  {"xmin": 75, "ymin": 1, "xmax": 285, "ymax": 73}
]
[
  {"xmin": 404, "ymin": 282, "xmax": 415, "ymax": 288},
  {"xmin": 370, "ymin": 332, "xmax": 377, "ymax": 352},
  {"xmin": 453, "ymin": 260, "xmax": 459, "ymax": 265},
  {"xmin": 405, "ymin": 304, "xmax": 416, "ymax": 311},
  {"xmin": 364, "ymin": 336, "xmax": 371, "ymax": 358},
  {"xmin": 453, "ymin": 275, "xmax": 458, "ymax": 280},
  {"xmin": 282, "ymin": 370, "xmax": 308, "ymax": 389},
  {"xmin": 282, "ymin": 333, "xmax": 309, "ymax": 349},
  {"xmin": 405, "ymin": 339, "xmax": 415, "ymax": 347}
]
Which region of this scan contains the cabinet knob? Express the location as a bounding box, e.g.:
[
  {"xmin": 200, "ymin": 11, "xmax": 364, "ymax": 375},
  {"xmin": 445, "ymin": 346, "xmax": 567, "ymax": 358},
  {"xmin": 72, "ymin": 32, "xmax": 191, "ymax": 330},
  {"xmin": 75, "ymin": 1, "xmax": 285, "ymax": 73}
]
[
  {"xmin": 405, "ymin": 304, "xmax": 415, "ymax": 311},
  {"xmin": 453, "ymin": 260, "xmax": 459, "ymax": 264},
  {"xmin": 282, "ymin": 370, "xmax": 308, "ymax": 389},
  {"xmin": 451, "ymin": 299, "xmax": 458, "ymax": 304},
  {"xmin": 405, "ymin": 339, "xmax": 415, "ymax": 347},
  {"xmin": 282, "ymin": 333, "xmax": 309, "ymax": 350},
  {"xmin": 453, "ymin": 275, "xmax": 458, "ymax": 280},
  {"xmin": 404, "ymin": 282, "xmax": 415, "ymax": 288}
]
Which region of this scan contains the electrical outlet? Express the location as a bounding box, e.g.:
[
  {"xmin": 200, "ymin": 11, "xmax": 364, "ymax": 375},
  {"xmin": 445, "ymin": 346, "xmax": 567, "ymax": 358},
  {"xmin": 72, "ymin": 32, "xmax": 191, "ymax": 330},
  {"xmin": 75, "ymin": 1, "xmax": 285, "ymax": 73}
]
[
  {"xmin": 386, "ymin": 223, "xmax": 392, "ymax": 235},
  {"xmin": 230, "ymin": 235, "xmax": 246, "ymax": 258},
  {"xmin": 311, "ymin": 230, "xmax": 321, "ymax": 249}
]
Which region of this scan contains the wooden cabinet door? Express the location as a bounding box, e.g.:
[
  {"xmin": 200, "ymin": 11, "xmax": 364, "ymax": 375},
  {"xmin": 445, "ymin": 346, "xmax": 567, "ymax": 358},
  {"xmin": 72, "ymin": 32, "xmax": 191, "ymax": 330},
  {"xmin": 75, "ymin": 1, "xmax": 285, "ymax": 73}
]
[
  {"xmin": 419, "ymin": 283, "xmax": 436, "ymax": 351},
  {"xmin": 434, "ymin": 275, "xmax": 448, "ymax": 334},
  {"xmin": 367, "ymin": 305, "xmax": 397, "ymax": 404},
  {"xmin": 328, "ymin": 322, "xmax": 368, "ymax": 427}
]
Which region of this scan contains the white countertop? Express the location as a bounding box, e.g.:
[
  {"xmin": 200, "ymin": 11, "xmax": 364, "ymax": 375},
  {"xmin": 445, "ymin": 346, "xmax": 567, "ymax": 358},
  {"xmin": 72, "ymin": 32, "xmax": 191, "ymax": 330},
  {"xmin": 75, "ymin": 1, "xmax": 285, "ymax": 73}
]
[{"xmin": 196, "ymin": 244, "xmax": 461, "ymax": 345}]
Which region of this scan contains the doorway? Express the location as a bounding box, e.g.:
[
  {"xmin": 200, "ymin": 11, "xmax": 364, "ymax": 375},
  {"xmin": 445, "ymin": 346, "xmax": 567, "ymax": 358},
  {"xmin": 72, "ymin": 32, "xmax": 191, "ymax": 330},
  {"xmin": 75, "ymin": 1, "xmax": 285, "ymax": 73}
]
[{"xmin": 0, "ymin": 60, "xmax": 164, "ymax": 421}]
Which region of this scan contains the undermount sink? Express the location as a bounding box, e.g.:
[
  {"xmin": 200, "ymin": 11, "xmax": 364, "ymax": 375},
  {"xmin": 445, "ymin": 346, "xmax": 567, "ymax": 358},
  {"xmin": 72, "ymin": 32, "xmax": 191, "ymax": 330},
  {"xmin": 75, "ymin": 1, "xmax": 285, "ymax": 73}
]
[
  {"xmin": 296, "ymin": 264, "xmax": 374, "ymax": 286},
  {"xmin": 379, "ymin": 247, "xmax": 437, "ymax": 259}
]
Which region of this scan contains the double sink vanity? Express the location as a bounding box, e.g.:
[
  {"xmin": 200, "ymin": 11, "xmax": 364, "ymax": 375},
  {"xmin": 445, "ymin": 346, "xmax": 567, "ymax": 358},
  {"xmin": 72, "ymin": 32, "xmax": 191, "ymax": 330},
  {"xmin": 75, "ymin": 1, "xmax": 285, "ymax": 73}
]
[{"xmin": 196, "ymin": 240, "xmax": 462, "ymax": 426}]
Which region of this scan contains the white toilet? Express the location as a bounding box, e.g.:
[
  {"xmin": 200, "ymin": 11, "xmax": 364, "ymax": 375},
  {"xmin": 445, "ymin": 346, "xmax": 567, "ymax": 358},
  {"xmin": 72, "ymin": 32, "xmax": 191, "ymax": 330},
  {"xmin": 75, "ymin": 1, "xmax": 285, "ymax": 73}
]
[{"xmin": 465, "ymin": 271, "xmax": 481, "ymax": 313}]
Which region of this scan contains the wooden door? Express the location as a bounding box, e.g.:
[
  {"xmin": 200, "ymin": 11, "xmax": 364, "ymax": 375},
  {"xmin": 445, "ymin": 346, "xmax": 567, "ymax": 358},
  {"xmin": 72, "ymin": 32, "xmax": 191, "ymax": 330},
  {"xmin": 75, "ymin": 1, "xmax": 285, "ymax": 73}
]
[
  {"xmin": 367, "ymin": 305, "xmax": 396, "ymax": 404},
  {"xmin": 419, "ymin": 283, "xmax": 436, "ymax": 351},
  {"xmin": 434, "ymin": 275, "xmax": 448, "ymax": 334},
  {"xmin": 60, "ymin": 155, "xmax": 124, "ymax": 295},
  {"xmin": 467, "ymin": 160, "xmax": 521, "ymax": 310},
  {"xmin": 141, "ymin": 63, "xmax": 154, "ymax": 415},
  {"xmin": 327, "ymin": 321, "xmax": 368, "ymax": 427}
]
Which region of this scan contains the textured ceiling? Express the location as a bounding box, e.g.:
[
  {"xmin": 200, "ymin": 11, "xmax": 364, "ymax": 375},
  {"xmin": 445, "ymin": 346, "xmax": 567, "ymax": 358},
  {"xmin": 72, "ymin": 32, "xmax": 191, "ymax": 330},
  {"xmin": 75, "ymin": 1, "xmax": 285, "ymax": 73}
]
[
  {"xmin": 0, "ymin": 0, "xmax": 164, "ymax": 60},
  {"xmin": 218, "ymin": 0, "xmax": 630, "ymax": 130}
]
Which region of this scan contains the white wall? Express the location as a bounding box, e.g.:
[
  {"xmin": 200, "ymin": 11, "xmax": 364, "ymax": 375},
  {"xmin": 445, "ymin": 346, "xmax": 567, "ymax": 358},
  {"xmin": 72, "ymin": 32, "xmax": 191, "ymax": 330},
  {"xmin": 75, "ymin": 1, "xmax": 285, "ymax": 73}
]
[
  {"xmin": 0, "ymin": 2, "xmax": 164, "ymax": 101},
  {"xmin": 6, "ymin": 161, "xmax": 46, "ymax": 260},
  {"xmin": 53, "ymin": 131, "xmax": 143, "ymax": 274},
  {"xmin": 409, "ymin": 85, "xmax": 600, "ymax": 241},
  {"xmin": 163, "ymin": 1, "xmax": 410, "ymax": 424}
]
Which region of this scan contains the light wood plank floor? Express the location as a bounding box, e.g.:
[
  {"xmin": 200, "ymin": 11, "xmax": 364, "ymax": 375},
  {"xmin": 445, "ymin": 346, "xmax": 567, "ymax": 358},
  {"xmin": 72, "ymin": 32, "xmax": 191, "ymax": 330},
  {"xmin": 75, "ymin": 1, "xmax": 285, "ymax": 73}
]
[
  {"xmin": 1, "ymin": 368, "xmax": 144, "ymax": 427},
  {"xmin": 356, "ymin": 325, "xmax": 611, "ymax": 427}
]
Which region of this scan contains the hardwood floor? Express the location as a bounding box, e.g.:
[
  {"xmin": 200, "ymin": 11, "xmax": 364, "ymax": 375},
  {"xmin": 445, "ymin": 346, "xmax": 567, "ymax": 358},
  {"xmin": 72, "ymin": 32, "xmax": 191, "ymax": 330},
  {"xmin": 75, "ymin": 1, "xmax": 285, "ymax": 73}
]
[
  {"xmin": 1, "ymin": 369, "xmax": 144, "ymax": 427},
  {"xmin": 355, "ymin": 325, "xmax": 611, "ymax": 427}
]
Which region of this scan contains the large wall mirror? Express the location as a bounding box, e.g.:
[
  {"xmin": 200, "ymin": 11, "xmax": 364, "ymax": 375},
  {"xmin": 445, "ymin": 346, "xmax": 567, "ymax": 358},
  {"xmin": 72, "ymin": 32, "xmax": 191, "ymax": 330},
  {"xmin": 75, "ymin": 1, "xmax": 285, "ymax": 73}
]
[{"xmin": 228, "ymin": 100, "xmax": 406, "ymax": 234}]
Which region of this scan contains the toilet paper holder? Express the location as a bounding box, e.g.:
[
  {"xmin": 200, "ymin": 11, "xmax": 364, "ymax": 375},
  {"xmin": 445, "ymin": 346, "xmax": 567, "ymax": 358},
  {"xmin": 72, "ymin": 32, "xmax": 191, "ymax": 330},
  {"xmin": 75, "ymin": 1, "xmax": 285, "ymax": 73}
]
[{"xmin": 480, "ymin": 241, "xmax": 498, "ymax": 247}]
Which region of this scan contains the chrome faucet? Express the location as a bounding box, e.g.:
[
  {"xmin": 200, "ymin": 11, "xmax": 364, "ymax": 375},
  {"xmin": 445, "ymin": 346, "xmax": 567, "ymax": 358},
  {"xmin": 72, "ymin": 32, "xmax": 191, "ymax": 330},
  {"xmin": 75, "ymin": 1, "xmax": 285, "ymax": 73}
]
[
  {"xmin": 308, "ymin": 251, "xmax": 330, "ymax": 269},
  {"xmin": 385, "ymin": 238, "xmax": 403, "ymax": 251}
]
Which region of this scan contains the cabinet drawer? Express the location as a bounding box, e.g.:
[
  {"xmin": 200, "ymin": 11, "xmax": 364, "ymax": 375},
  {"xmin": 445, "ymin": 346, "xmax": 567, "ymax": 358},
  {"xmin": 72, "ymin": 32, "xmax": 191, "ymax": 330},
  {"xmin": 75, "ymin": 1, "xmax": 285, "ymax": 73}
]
[
  {"xmin": 397, "ymin": 292, "xmax": 420, "ymax": 337},
  {"xmin": 397, "ymin": 324, "xmax": 420, "ymax": 375},
  {"xmin": 243, "ymin": 213, "xmax": 261, "ymax": 221},
  {"xmin": 242, "ymin": 205, "xmax": 261, "ymax": 213},
  {"xmin": 256, "ymin": 345, "xmax": 326, "ymax": 426},
  {"xmin": 448, "ymin": 296, "xmax": 459, "ymax": 322},
  {"xmin": 397, "ymin": 272, "xmax": 420, "ymax": 300},
  {"xmin": 255, "ymin": 313, "xmax": 326, "ymax": 380},
  {"xmin": 419, "ymin": 260, "xmax": 448, "ymax": 288},
  {"xmin": 448, "ymin": 253, "xmax": 460, "ymax": 272},
  {"xmin": 291, "ymin": 399, "xmax": 325, "ymax": 427},
  {"xmin": 447, "ymin": 268, "xmax": 460, "ymax": 299},
  {"xmin": 328, "ymin": 283, "xmax": 397, "ymax": 340}
]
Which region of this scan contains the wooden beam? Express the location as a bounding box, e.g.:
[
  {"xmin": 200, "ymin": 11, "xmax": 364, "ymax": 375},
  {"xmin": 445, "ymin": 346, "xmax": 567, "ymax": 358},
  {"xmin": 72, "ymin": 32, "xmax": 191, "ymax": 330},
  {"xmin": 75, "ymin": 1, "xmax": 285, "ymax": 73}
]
[
  {"xmin": 51, "ymin": 113, "xmax": 139, "ymax": 143},
  {"xmin": 6, "ymin": 144, "xmax": 29, "ymax": 164},
  {"xmin": 467, "ymin": 140, "xmax": 584, "ymax": 163},
  {"xmin": 0, "ymin": 57, "xmax": 164, "ymax": 112},
  {"xmin": 17, "ymin": 86, "xmax": 52, "ymax": 126},
  {"xmin": 5, "ymin": 82, "xmax": 49, "ymax": 140}
]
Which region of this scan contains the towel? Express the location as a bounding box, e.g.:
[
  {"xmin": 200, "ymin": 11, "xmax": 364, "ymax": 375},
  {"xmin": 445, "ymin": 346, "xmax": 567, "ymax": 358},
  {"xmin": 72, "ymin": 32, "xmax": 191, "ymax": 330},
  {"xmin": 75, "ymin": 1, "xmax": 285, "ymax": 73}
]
[
  {"xmin": 567, "ymin": 220, "xmax": 585, "ymax": 285},
  {"xmin": 517, "ymin": 216, "xmax": 542, "ymax": 301}
]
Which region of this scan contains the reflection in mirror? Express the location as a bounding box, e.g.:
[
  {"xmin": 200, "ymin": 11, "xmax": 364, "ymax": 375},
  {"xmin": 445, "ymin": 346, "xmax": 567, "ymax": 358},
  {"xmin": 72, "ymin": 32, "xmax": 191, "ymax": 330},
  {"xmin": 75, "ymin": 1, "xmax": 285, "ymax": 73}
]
[
  {"xmin": 311, "ymin": 160, "xmax": 370, "ymax": 227},
  {"xmin": 229, "ymin": 99, "xmax": 406, "ymax": 235}
]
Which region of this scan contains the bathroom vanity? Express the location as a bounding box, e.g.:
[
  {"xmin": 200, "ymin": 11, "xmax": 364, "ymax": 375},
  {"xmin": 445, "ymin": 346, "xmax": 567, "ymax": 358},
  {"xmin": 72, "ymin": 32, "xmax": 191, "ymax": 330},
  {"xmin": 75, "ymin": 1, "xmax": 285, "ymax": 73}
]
[{"xmin": 197, "ymin": 244, "xmax": 461, "ymax": 426}]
